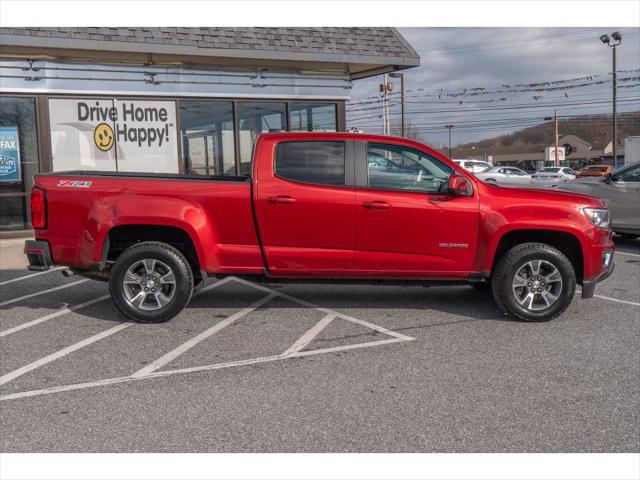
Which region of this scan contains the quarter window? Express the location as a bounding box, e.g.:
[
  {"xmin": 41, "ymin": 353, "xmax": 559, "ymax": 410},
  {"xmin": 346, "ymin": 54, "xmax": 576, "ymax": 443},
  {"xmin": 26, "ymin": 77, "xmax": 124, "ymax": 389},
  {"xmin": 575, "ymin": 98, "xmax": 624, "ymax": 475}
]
[
  {"xmin": 367, "ymin": 143, "xmax": 453, "ymax": 193},
  {"xmin": 275, "ymin": 141, "xmax": 345, "ymax": 186}
]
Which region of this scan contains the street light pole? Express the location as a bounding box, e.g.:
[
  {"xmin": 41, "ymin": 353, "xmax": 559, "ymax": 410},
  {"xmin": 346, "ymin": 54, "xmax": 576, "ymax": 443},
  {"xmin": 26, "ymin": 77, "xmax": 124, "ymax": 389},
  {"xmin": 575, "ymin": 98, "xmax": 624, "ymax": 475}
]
[
  {"xmin": 389, "ymin": 72, "xmax": 405, "ymax": 137},
  {"xmin": 445, "ymin": 124, "xmax": 454, "ymax": 158},
  {"xmin": 600, "ymin": 31, "xmax": 622, "ymax": 166},
  {"xmin": 613, "ymin": 42, "xmax": 617, "ymax": 166}
]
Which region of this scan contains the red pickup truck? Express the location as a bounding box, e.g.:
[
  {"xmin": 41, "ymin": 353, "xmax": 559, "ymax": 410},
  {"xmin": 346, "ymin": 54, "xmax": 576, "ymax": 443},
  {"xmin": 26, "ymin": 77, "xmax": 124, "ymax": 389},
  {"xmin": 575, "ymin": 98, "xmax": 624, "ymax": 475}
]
[{"xmin": 25, "ymin": 132, "xmax": 614, "ymax": 323}]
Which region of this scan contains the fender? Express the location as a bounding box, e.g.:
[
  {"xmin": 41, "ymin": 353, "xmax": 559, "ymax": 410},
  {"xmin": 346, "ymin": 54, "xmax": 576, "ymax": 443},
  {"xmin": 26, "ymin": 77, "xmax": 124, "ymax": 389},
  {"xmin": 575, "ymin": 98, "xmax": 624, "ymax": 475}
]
[{"xmin": 84, "ymin": 193, "xmax": 214, "ymax": 271}]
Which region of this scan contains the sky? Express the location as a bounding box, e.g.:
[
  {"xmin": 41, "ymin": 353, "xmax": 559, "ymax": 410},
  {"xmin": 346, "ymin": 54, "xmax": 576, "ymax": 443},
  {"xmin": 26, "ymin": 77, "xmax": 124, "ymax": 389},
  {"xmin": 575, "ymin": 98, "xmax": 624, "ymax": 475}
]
[{"xmin": 346, "ymin": 27, "xmax": 640, "ymax": 148}]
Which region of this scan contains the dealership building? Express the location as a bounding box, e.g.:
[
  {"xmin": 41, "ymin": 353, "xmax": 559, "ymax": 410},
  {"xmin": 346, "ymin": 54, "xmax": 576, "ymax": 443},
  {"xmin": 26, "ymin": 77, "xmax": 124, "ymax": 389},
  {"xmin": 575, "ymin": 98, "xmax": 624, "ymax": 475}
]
[{"xmin": 0, "ymin": 27, "xmax": 419, "ymax": 236}]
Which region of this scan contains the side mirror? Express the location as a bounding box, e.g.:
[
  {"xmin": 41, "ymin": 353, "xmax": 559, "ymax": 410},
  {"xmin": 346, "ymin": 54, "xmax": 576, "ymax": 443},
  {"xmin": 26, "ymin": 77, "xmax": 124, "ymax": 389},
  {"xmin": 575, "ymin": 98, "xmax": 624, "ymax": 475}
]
[{"xmin": 448, "ymin": 175, "xmax": 471, "ymax": 196}]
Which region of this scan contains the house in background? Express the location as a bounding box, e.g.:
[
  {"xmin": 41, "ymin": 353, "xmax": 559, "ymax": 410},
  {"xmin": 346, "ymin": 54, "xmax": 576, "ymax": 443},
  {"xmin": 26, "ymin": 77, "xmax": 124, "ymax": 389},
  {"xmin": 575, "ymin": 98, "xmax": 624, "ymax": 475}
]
[{"xmin": 0, "ymin": 27, "xmax": 420, "ymax": 236}]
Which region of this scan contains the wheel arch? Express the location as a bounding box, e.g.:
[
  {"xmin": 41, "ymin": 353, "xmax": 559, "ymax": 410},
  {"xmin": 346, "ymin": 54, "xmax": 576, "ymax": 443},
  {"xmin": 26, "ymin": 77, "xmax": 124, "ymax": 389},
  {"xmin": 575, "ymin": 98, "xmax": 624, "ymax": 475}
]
[
  {"xmin": 488, "ymin": 229, "xmax": 584, "ymax": 284},
  {"xmin": 103, "ymin": 224, "xmax": 204, "ymax": 284}
]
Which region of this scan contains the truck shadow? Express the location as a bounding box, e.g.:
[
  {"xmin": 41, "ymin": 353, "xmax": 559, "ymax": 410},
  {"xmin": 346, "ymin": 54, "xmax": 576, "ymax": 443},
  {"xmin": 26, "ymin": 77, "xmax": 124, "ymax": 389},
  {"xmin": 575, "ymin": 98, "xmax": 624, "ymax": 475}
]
[{"xmin": 0, "ymin": 268, "xmax": 514, "ymax": 325}]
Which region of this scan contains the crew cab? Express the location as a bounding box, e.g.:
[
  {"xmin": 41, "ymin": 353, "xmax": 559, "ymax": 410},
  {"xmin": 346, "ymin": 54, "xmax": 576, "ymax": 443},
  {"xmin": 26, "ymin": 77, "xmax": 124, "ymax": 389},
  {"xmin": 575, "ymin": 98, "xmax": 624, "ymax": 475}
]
[{"xmin": 25, "ymin": 132, "xmax": 615, "ymax": 323}]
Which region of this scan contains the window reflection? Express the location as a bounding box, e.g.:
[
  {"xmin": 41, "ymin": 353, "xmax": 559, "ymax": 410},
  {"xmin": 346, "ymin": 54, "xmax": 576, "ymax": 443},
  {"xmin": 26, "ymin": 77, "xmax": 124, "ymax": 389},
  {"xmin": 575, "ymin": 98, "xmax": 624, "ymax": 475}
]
[
  {"xmin": 237, "ymin": 102, "xmax": 286, "ymax": 175},
  {"xmin": 180, "ymin": 100, "xmax": 236, "ymax": 176}
]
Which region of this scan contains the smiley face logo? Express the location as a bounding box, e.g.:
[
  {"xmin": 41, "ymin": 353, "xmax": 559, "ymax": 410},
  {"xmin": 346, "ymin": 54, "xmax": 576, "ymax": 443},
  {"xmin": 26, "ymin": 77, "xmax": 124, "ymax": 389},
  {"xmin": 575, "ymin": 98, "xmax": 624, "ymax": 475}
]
[{"xmin": 94, "ymin": 123, "xmax": 114, "ymax": 152}]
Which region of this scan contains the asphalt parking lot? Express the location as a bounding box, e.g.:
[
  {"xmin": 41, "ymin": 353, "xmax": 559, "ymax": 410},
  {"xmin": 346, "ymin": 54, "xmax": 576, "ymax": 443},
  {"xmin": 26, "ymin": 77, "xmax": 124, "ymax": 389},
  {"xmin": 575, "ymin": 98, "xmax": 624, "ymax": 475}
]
[{"xmin": 1, "ymin": 237, "xmax": 638, "ymax": 453}]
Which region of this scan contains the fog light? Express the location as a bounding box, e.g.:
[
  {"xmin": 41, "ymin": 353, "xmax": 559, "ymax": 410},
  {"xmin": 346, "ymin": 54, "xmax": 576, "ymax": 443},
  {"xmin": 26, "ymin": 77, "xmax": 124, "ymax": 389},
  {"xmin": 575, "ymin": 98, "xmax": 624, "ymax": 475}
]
[{"xmin": 603, "ymin": 251, "xmax": 612, "ymax": 268}]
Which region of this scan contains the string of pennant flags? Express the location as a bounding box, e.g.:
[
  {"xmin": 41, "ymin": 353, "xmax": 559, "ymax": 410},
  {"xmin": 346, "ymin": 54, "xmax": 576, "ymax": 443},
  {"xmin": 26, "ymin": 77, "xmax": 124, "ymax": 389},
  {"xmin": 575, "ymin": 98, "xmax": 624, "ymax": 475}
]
[
  {"xmin": 346, "ymin": 83, "xmax": 640, "ymax": 116},
  {"xmin": 347, "ymin": 69, "xmax": 640, "ymax": 106}
]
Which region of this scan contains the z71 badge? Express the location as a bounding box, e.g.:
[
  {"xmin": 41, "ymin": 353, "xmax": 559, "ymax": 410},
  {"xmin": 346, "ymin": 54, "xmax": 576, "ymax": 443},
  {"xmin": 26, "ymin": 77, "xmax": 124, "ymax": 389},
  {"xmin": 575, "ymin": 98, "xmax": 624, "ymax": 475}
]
[{"xmin": 56, "ymin": 180, "xmax": 92, "ymax": 188}]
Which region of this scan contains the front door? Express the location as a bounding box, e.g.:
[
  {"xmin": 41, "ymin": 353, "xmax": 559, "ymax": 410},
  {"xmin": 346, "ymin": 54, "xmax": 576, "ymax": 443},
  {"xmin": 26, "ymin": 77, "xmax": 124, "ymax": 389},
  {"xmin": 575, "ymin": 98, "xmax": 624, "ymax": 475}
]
[
  {"xmin": 355, "ymin": 142, "xmax": 479, "ymax": 276},
  {"xmin": 255, "ymin": 139, "xmax": 356, "ymax": 275}
]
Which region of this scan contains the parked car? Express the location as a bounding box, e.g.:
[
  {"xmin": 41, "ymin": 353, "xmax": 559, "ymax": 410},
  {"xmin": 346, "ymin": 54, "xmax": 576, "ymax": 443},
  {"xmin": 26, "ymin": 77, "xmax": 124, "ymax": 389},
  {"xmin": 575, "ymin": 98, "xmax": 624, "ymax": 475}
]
[
  {"xmin": 475, "ymin": 166, "xmax": 531, "ymax": 185},
  {"xmin": 577, "ymin": 164, "xmax": 613, "ymax": 178},
  {"xmin": 555, "ymin": 161, "xmax": 640, "ymax": 239},
  {"xmin": 452, "ymin": 159, "xmax": 492, "ymax": 174},
  {"xmin": 531, "ymin": 167, "xmax": 577, "ymax": 184},
  {"xmin": 25, "ymin": 132, "xmax": 614, "ymax": 323}
]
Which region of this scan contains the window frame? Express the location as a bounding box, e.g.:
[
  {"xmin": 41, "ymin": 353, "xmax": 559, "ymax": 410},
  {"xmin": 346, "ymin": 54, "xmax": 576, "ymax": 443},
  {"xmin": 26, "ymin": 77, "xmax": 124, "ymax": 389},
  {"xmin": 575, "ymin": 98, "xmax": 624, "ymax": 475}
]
[
  {"xmin": 273, "ymin": 139, "xmax": 355, "ymax": 188},
  {"xmin": 358, "ymin": 141, "xmax": 460, "ymax": 195}
]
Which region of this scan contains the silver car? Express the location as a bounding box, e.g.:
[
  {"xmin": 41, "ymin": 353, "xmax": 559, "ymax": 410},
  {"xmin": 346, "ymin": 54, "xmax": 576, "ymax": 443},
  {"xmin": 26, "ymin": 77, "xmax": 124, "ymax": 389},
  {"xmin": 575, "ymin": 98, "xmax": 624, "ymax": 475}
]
[
  {"xmin": 555, "ymin": 161, "xmax": 640, "ymax": 238},
  {"xmin": 475, "ymin": 166, "xmax": 532, "ymax": 185},
  {"xmin": 531, "ymin": 167, "xmax": 577, "ymax": 185}
]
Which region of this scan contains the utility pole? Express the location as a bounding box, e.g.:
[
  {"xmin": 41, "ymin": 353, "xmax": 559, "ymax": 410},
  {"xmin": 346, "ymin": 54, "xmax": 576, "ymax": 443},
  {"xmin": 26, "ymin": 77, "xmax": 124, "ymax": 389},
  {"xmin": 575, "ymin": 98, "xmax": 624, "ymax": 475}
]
[
  {"xmin": 389, "ymin": 72, "xmax": 405, "ymax": 137},
  {"xmin": 445, "ymin": 124, "xmax": 454, "ymax": 158},
  {"xmin": 379, "ymin": 74, "xmax": 393, "ymax": 136},
  {"xmin": 554, "ymin": 109, "xmax": 559, "ymax": 167},
  {"xmin": 600, "ymin": 31, "xmax": 622, "ymax": 166}
]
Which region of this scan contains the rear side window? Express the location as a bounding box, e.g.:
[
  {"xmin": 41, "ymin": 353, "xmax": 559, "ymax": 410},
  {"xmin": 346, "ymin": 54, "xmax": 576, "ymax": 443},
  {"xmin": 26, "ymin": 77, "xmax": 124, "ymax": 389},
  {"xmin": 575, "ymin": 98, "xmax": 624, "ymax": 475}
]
[{"xmin": 275, "ymin": 141, "xmax": 345, "ymax": 186}]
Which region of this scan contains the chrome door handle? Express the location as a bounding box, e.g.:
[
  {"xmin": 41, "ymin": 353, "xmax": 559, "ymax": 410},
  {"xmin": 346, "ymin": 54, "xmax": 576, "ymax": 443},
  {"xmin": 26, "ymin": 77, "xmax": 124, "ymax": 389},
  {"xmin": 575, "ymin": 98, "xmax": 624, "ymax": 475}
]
[
  {"xmin": 268, "ymin": 196, "xmax": 297, "ymax": 205},
  {"xmin": 363, "ymin": 201, "xmax": 391, "ymax": 210}
]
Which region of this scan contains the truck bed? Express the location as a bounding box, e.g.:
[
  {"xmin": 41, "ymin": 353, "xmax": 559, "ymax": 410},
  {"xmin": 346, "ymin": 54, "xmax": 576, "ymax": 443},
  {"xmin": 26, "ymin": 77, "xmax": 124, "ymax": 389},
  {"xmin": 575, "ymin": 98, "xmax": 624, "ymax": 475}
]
[{"xmin": 32, "ymin": 171, "xmax": 264, "ymax": 275}]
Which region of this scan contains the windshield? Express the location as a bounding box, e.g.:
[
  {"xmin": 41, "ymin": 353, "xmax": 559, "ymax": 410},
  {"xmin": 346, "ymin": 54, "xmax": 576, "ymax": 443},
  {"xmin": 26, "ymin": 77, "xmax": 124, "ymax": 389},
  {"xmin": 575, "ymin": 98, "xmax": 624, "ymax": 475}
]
[{"xmin": 540, "ymin": 167, "xmax": 561, "ymax": 173}]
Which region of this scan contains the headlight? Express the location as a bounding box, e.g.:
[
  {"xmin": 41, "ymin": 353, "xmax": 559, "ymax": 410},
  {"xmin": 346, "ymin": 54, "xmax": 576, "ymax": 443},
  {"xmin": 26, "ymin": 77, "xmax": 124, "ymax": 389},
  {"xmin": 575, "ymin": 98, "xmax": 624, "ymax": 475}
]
[{"xmin": 583, "ymin": 207, "xmax": 610, "ymax": 228}]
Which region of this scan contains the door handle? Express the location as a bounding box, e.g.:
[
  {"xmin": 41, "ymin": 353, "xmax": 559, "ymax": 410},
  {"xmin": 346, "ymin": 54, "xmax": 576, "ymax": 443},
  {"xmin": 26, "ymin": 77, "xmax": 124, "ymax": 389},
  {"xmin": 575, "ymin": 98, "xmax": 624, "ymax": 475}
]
[
  {"xmin": 363, "ymin": 201, "xmax": 391, "ymax": 210},
  {"xmin": 268, "ymin": 195, "xmax": 297, "ymax": 205}
]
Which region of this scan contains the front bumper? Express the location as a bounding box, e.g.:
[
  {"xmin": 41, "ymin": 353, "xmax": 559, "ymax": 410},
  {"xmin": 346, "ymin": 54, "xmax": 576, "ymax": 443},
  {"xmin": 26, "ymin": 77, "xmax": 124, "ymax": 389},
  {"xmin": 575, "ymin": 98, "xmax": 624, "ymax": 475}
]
[
  {"xmin": 581, "ymin": 250, "xmax": 615, "ymax": 299},
  {"xmin": 24, "ymin": 240, "xmax": 53, "ymax": 271}
]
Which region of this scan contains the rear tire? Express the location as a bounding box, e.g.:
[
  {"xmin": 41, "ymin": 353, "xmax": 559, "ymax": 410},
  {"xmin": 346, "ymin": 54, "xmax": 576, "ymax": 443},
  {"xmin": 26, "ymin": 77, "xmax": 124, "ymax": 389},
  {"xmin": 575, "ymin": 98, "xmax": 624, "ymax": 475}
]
[
  {"xmin": 491, "ymin": 242, "xmax": 575, "ymax": 322},
  {"xmin": 109, "ymin": 242, "xmax": 194, "ymax": 323}
]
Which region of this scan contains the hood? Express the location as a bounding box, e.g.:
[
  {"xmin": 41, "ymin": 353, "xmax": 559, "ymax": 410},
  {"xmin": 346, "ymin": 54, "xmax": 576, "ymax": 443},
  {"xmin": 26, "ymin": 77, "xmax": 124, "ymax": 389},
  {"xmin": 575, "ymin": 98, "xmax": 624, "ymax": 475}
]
[{"xmin": 484, "ymin": 182, "xmax": 606, "ymax": 208}]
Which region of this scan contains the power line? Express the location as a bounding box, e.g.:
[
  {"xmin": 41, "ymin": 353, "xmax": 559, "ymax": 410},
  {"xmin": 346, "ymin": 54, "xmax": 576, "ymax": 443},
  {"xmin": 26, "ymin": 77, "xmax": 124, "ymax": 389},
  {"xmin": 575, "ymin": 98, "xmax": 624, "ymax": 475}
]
[{"xmin": 347, "ymin": 97, "xmax": 640, "ymax": 123}]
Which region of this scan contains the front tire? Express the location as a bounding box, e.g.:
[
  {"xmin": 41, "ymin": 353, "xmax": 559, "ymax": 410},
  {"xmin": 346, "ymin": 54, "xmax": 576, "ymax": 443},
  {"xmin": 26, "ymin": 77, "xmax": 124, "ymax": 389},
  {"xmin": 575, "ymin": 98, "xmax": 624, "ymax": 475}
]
[
  {"xmin": 491, "ymin": 242, "xmax": 576, "ymax": 322},
  {"xmin": 109, "ymin": 242, "xmax": 194, "ymax": 323}
]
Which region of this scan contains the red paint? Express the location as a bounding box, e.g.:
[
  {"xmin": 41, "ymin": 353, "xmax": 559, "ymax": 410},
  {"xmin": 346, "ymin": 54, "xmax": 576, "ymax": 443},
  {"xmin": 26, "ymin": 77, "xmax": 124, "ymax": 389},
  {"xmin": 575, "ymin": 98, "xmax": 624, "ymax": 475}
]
[{"xmin": 30, "ymin": 132, "xmax": 614, "ymax": 286}]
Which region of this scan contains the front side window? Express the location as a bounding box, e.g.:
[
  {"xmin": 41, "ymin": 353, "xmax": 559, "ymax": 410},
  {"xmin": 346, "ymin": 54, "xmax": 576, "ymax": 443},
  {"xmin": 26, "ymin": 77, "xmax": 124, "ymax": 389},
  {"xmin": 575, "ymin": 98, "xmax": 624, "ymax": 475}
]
[
  {"xmin": 237, "ymin": 102, "xmax": 286, "ymax": 175},
  {"xmin": 367, "ymin": 143, "xmax": 453, "ymax": 193},
  {"xmin": 180, "ymin": 100, "xmax": 235, "ymax": 176},
  {"xmin": 275, "ymin": 141, "xmax": 345, "ymax": 186}
]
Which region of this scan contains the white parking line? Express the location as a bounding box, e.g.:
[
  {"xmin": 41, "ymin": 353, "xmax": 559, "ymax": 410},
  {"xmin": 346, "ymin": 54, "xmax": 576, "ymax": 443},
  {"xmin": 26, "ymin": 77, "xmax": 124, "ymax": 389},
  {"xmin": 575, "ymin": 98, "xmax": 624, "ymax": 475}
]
[
  {"xmin": 616, "ymin": 250, "xmax": 640, "ymax": 258},
  {"xmin": 577, "ymin": 287, "xmax": 640, "ymax": 307},
  {"xmin": 0, "ymin": 322, "xmax": 131, "ymax": 386},
  {"xmin": 0, "ymin": 267, "xmax": 64, "ymax": 287},
  {"xmin": 281, "ymin": 313, "xmax": 336, "ymax": 357},
  {"xmin": 0, "ymin": 295, "xmax": 110, "ymax": 338},
  {"xmin": 231, "ymin": 276, "xmax": 415, "ymax": 342},
  {"xmin": 0, "ymin": 336, "xmax": 412, "ymax": 402},
  {"xmin": 132, "ymin": 292, "xmax": 277, "ymax": 377},
  {"xmin": 0, "ymin": 279, "xmax": 88, "ymax": 308},
  {"xmin": 593, "ymin": 294, "xmax": 640, "ymax": 307},
  {"xmin": 0, "ymin": 277, "xmax": 415, "ymax": 402}
]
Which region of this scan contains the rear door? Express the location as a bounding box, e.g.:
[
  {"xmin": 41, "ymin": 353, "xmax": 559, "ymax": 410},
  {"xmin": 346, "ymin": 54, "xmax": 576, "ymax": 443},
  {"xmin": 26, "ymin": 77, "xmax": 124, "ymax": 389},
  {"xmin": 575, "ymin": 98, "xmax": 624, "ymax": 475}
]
[
  {"xmin": 354, "ymin": 141, "xmax": 479, "ymax": 276},
  {"xmin": 255, "ymin": 139, "xmax": 356, "ymax": 274}
]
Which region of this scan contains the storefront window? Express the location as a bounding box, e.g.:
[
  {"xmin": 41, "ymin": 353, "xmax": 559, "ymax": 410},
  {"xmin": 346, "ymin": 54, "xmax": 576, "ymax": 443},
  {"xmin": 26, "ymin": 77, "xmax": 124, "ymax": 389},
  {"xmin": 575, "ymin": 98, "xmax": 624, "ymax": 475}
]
[
  {"xmin": 290, "ymin": 103, "xmax": 337, "ymax": 132},
  {"xmin": 237, "ymin": 102, "xmax": 286, "ymax": 175},
  {"xmin": 179, "ymin": 100, "xmax": 235, "ymax": 176},
  {"xmin": 0, "ymin": 96, "xmax": 39, "ymax": 231}
]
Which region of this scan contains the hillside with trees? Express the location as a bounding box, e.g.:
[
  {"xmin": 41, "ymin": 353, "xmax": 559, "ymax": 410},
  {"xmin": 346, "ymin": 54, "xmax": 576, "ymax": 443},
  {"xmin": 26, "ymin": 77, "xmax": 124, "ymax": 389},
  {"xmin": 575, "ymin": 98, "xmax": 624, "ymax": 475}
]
[{"xmin": 454, "ymin": 112, "xmax": 640, "ymax": 156}]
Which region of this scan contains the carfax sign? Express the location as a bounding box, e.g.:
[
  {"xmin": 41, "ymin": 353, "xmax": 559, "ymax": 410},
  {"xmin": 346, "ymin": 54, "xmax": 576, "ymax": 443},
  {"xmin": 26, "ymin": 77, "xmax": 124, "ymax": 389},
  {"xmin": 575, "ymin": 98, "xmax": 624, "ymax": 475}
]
[{"xmin": 0, "ymin": 126, "xmax": 22, "ymax": 183}]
